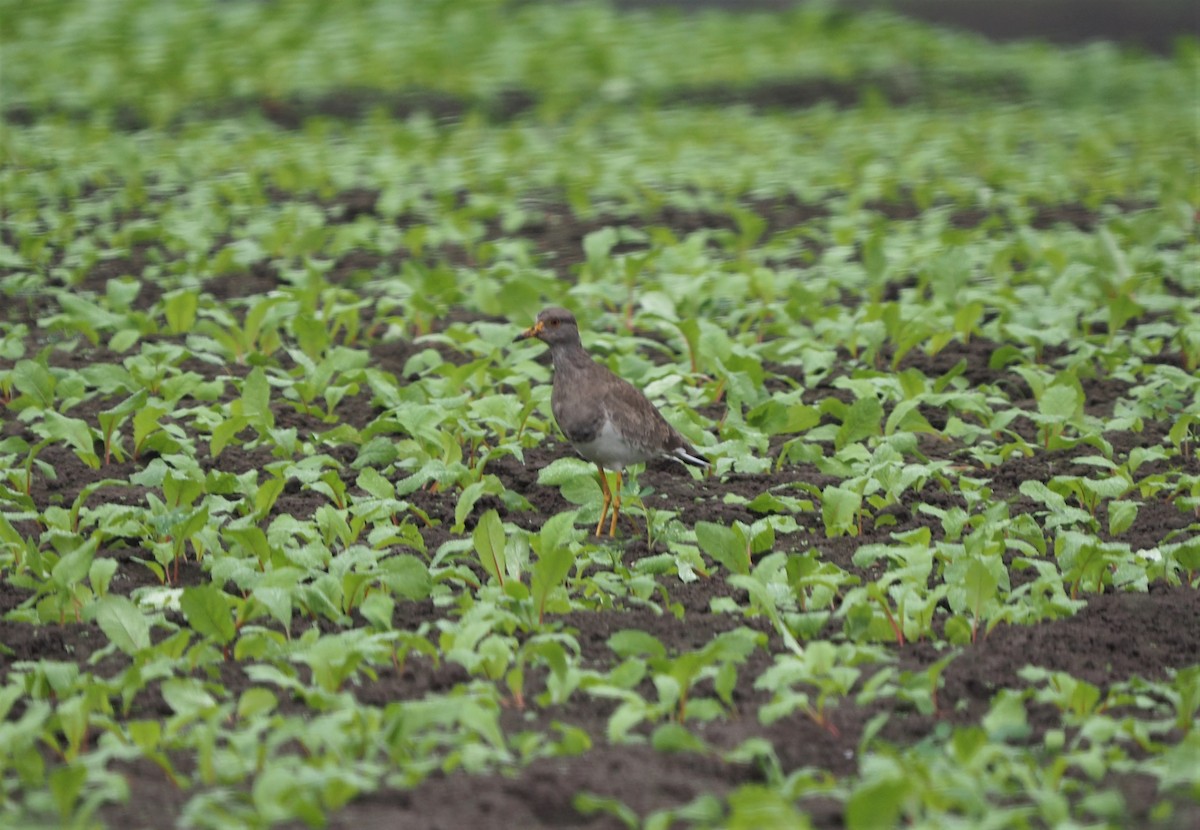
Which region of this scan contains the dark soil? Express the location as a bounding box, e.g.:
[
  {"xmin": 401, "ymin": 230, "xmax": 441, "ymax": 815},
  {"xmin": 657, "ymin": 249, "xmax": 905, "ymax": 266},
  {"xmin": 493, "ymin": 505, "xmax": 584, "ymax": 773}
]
[{"xmin": 3, "ymin": 4, "xmax": 1198, "ymax": 830}]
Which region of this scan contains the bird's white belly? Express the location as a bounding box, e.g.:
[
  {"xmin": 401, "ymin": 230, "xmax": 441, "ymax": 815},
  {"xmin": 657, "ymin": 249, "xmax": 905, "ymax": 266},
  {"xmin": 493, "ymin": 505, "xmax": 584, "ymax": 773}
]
[{"xmin": 574, "ymin": 419, "xmax": 646, "ymax": 469}]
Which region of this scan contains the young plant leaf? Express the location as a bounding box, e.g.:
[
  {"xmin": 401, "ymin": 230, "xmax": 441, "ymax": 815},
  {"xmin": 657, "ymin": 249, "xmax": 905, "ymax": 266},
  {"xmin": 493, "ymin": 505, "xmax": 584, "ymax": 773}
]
[
  {"xmin": 531, "ymin": 543, "xmax": 573, "ymax": 624},
  {"xmin": 180, "ymin": 584, "xmax": 236, "ymax": 645},
  {"xmin": 835, "ymin": 395, "xmax": 883, "ymax": 450},
  {"xmin": 94, "ymin": 595, "xmax": 151, "ymax": 655},
  {"xmin": 821, "ymin": 485, "xmax": 862, "ymax": 538},
  {"xmin": 11, "ymin": 359, "xmax": 56, "ymax": 409},
  {"xmin": 1107, "ymin": 500, "xmax": 1138, "ymax": 536},
  {"xmin": 695, "ymin": 521, "xmax": 750, "ymax": 575},
  {"xmin": 472, "ymin": 509, "xmax": 506, "ymax": 587}
]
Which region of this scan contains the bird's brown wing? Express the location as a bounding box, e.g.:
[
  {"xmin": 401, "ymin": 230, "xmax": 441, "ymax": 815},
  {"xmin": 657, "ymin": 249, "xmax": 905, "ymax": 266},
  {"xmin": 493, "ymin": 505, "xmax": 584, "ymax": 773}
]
[
  {"xmin": 553, "ymin": 353, "xmax": 708, "ymax": 466},
  {"xmin": 601, "ymin": 370, "xmax": 703, "ymax": 462}
]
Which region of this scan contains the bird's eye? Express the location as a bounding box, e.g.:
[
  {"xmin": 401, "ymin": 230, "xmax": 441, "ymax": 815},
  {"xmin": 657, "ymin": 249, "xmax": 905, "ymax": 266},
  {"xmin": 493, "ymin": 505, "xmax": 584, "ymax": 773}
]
[{"xmin": 549, "ymin": 319, "xmax": 559, "ymax": 327}]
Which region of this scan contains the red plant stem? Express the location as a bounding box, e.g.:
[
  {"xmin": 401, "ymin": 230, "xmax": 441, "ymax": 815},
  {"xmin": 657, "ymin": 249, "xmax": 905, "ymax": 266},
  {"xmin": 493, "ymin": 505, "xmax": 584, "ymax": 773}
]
[
  {"xmin": 807, "ymin": 705, "xmax": 841, "ymax": 738},
  {"xmin": 877, "ymin": 596, "xmax": 905, "ymax": 646}
]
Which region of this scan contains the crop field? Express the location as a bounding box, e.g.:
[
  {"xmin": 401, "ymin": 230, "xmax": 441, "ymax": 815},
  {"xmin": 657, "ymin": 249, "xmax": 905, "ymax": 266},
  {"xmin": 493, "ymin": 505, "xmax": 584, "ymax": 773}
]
[{"xmin": 2, "ymin": 1, "xmax": 1198, "ymax": 828}]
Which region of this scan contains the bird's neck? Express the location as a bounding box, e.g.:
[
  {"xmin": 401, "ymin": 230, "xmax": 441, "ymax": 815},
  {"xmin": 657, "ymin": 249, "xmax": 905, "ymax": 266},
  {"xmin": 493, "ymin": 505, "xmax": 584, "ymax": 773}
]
[{"xmin": 550, "ymin": 341, "xmax": 595, "ymax": 374}]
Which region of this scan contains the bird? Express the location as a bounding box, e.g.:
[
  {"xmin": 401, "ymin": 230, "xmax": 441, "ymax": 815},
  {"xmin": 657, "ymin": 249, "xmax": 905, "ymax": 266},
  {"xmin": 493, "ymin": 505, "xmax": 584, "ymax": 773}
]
[{"xmin": 514, "ymin": 306, "xmax": 710, "ymax": 536}]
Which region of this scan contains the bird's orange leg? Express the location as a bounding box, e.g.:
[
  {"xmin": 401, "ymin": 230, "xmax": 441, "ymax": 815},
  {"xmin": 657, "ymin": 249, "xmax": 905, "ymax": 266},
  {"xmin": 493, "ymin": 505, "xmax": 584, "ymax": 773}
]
[
  {"xmin": 607, "ymin": 471, "xmax": 623, "ymax": 536},
  {"xmin": 594, "ymin": 464, "xmax": 612, "ymax": 536}
]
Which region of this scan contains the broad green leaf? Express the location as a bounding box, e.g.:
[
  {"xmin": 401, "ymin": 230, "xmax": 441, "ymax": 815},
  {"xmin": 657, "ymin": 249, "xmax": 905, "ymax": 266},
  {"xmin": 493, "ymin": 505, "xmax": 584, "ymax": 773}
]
[
  {"xmin": 835, "ymin": 395, "xmax": 883, "ymax": 449},
  {"xmin": 531, "ymin": 543, "xmax": 574, "ymax": 623},
  {"xmin": 695, "ymin": 521, "xmax": 750, "ymax": 575},
  {"xmin": 821, "ymin": 485, "xmax": 861, "ymax": 537},
  {"xmin": 356, "ymin": 466, "xmax": 395, "ymax": 500},
  {"xmin": 946, "ymin": 555, "xmax": 1006, "ymax": 622},
  {"xmin": 381, "ymin": 554, "xmax": 431, "ymax": 600},
  {"xmin": 292, "ymin": 312, "xmax": 329, "ymax": 359},
  {"xmin": 180, "ymin": 584, "xmax": 236, "ymax": 644},
  {"xmin": 88, "ymin": 557, "xmax": 118, "ymax": 596},
  {"xmin": 210, "ymin": 414, "xmax": 249, "ymax": 457},
  {"xmin": 472, "ymin": 509, "xmax": 506, "ymax": 586},
  {"xmin": 360, "ymin": 591, "xmax": 395, "ymax": 629},
  {"xmin": 160, "ymin": 678, "xmax": 218, "ymax": 717},
  {"xmin": 1019, "ymin": 480, "xmax": 1068, "ymax": 512},
  {"xmin": 454, "ymin": 479, "xmax": 488, "ymax": 532},
  {"xmin": 94, "ymin": 595, "xmax": 151, "ymax": 655},
  {"xmin": 963, "ymin": 557, "xmax": 1000, "ymax": 618},
  {"xmin": 251, "ymin": 586, "xmax": 292, "ymax": 629},
  {"xmin": 51, "ymin": 538, "xmax": 98, "ymax": 589},
  {"xmin": 538, "ymin": 509, "xmax": 580, "ymax": 553},
  {"xmin": 704, "ymin": 628, "xmax": 762, "ymax": 663},
  {"xmin": 11, "ymin": 359, "xmax": 56, "ymax": 409},
  {"xmin": 608, "ymin": 629, "xmax": 666, "ymax": 660},
  {"xmin": 862, "ymin": 229, "xmax": 887, "ymax": 280},
  {"xmin": 536, "ymin": 457, "xmax": 597, "ymax": 486},
  {"xmin": 132, "ymin": 405, "xmax": 168, "ymax": 453},
  {"xmin": 109, "ymin": 328, "xmax": 140, "ymax": 352},
  {"xmin": 582, "ymin": 227, "xmax": 618, "ymax": 270},
  {"xmin": 1078, "ymin": 476, "xmax": 1130, "ymax": 500},
  {"xmin": 174, "ymin": 504, "xmax": 210, "ymax": 544},
  {"xmin": 573, "ymin": 793, "xmax": 638, "ymax": 829},
  {"xmin": 1108, "ymin": 500, "xmax": 1138, "ymax": 536},
  {"xmin": 884, "ymin": 398, "xmax": 939, "ymax": 436},
  {"xmin": 252, "ymin": 476, "xmax": 285, "ymax": 520},
  {"xmin": 49, "ymin": 763, "xmax": 87, "ymax": 821},
  {"xmin": 237, "ymin": 688, "xmax": 278, "ymax": 720},
  {"xmin": 454, "ymin": 474, "xmax": 503, "ymax": 532},
  {"xmin": 714, "ymin": 660, "xmax": 738, "ymax": 705},
  {"xmin": 379, "ymin": 554, "xmax": 432, "ymax": 599},
  {"xmin": 747, "ymin": 400, "xmax": 819, "ymax": 436},
  {"xmin": 846, "ymin": 775, "xmax": 906, "ymax": 830},
  {"xmin": 609, "ymin": 628, "xmax": 667, "ymax": 662},
  {"xmin": 1037, "ymin": 384, "xmax": 1082, "ymax": 420},
  {"xmin": 1168, "ymin": 414, "xmax": 1195, "ymax": 449},
  {"xmin": 987, "ymin": 345, "xmax": 1024, "ymax": 370},
  {"xmin": 98, "ymin": 389, "xmax": 148, "ymax": 428},
  {"xmin": 727, "ymin": 784, "xmax": 811, "ymax": 830},
  {"xmin": 953, "ymin": 300, "xmax": 984, "ymax": 337},
  {"xmin": 982, "ymin": 688, "xmax": 1031, "ymax": 741},
  {"xmin": 163, "ymin": 289, "xmax": 199, "ymax": 334},
  {"xmin": 226, "ymin": 525, "xmax": 271, "ymax": 562},
  {"xmin": 241, "ymin": 366, "xmax": 272, "ymax": 426},
  {"xmin": 163, "ymin": 472, "xmax": 203, "ymax": 509},
  {"xmin": 651, "ymin": 723, "xmax": 709, "ymax": 753},
  {"xmin": 41, "ymin": 412, "xmax": 99, "ymax": 467},
  {"xmin": 127, "ymin": 720, "xmax": 161, "ymax": 751},
  {"xmin": 354, "ymin": 435, "xmax": 399, "ymax": 468}
]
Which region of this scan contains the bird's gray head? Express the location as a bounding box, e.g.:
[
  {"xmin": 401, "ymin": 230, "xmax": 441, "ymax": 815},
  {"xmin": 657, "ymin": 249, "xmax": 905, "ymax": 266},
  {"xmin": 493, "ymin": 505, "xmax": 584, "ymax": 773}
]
[{"xmin": 514, "ymin": 307, "xmax": 582, "ymax": 347}]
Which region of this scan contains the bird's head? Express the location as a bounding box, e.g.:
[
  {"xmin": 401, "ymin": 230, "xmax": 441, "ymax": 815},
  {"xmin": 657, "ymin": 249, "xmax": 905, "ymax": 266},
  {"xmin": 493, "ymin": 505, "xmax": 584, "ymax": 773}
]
[{"xmin": 514, "ymin": 307, "xmax": 580, "ymax": 346}]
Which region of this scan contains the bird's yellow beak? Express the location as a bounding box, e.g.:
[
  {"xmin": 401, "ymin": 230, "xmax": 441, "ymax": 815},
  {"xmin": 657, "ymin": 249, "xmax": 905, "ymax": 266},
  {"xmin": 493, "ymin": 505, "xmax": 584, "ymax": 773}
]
[{"xmin": 514, "ymin": 320, "xmax": 544, "ymax": 342}]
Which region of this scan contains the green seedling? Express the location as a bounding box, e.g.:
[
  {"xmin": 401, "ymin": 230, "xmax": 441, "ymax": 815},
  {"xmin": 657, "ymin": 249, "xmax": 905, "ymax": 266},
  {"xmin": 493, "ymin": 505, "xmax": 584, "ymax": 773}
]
[
  {"xmin": 757, "ymin": 640, "xmax": 870, "ymax": 736},
  {"xmin": 945, "ymin": 555, "xmax": 1006, "ymax": 644},
  {"xmin": 96, "ymin": 389, "xmax": 148, "ymax": 464},
  {"xmin": 163, "ymin": 289, "xmax": 200, "ymax": 335},
  {"xmin": 1054, "ymin": 531, "xmax": 1128, "ymax": 599},
  {"xmin": 605, "ymin": 627, "xmax": 763, "ymax": 729},
  {"xmin": 7, "ymin": 357, "xmax": 57, "ymax": 412},
  {"xmin": 23, "ymin": 535, "xmax": 101, "ymax": 625},
  {"xmin": 1018, "ymin": 370, "xmax": 1088, "ymax": 450},
  {"xmin": 471, "ymin": 509, "xmax": 507, "ymax": 589},
  {"xmin": 530, "ymin": 526, "xmax": 575, "ymax": 626},
  {"xmin": 192, "ymin": 295, "xmax": 287, "ymax": 362}
]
